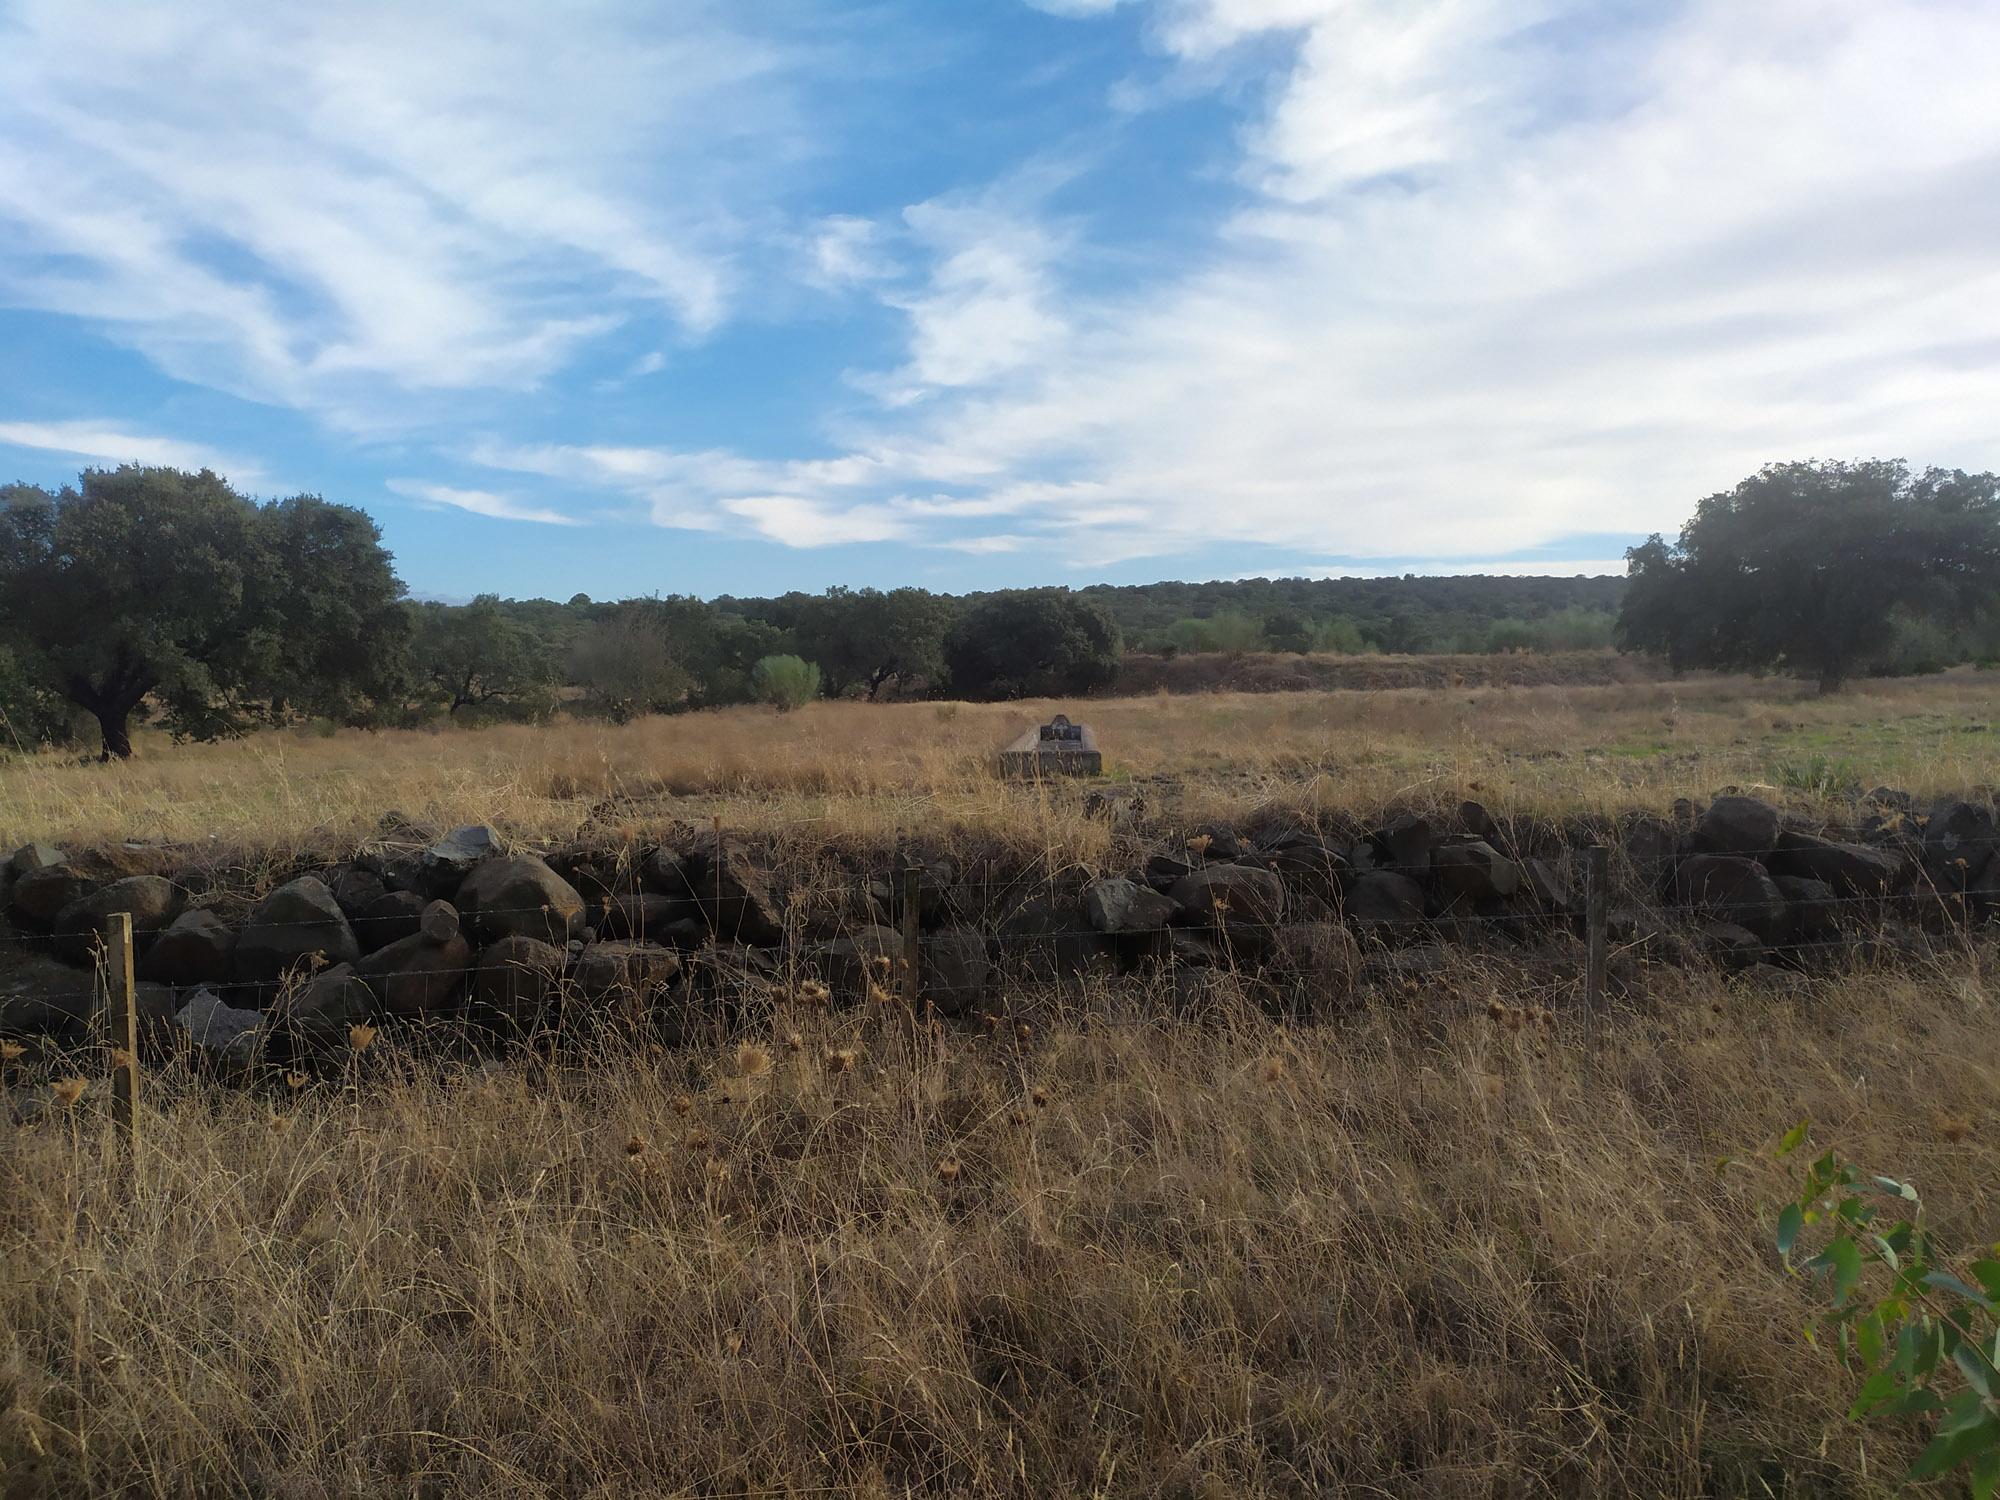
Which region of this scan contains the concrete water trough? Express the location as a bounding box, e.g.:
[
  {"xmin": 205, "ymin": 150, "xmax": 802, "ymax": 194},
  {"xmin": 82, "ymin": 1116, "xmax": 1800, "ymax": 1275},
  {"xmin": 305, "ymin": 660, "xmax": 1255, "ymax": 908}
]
[{"xmin": 1000, "ymin": 713, "xmax": 1102, "ymax": 778}]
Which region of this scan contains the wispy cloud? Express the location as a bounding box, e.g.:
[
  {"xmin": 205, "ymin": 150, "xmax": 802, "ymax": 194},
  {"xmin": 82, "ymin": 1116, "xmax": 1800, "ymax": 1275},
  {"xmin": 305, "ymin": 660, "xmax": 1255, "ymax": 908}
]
[
  {"xmin": 0, "ymin": 1, "xmax": 804, "ymax": 424},
  {"xmin": 386, "ymin": 479, "xmax": 585, "ymax": 527},
  {"xmin": 0, "ymin": 419, "xmax": 266, "ymax": 486}
]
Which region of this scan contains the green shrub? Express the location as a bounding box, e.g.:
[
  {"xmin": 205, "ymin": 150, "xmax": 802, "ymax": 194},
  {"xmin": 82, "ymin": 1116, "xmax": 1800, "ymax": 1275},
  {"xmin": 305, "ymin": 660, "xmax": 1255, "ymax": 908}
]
[
  {"xmin": 752, "ymin": 654, "xmax": 821, "ymax": 711},
  {"xmin": 1772, "ymin": 1121, "xmax": 2000, "ymax": 1492}
]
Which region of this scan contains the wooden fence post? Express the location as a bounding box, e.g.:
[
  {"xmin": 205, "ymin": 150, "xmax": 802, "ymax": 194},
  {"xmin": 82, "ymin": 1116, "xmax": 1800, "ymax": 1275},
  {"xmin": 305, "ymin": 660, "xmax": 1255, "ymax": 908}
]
[
  {"xmin": 1583, "ymin": 845, "xmax": 1608, "ymax": 1051},
  {"xmin": 106, "ymin": 911, "xmax": 142, "ymax": 1183},
  {"xmin": 899, "ymin": 867, "xmax": 922, "ymax": 1011}
]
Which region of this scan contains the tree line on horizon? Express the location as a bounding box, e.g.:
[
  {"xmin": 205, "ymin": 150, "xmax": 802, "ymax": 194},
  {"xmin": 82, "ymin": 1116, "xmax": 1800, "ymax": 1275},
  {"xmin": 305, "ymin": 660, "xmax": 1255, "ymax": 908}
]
[{"xmin": 2, "ymin": 460, "xmax": 1997, "ymax": 759}]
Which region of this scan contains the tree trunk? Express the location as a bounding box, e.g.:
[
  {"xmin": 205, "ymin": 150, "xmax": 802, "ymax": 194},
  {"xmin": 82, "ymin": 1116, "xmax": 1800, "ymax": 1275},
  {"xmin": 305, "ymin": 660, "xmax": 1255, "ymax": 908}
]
[{"xmin": 95, "ymin": 706, "xmax": 135, "ymax": 760}]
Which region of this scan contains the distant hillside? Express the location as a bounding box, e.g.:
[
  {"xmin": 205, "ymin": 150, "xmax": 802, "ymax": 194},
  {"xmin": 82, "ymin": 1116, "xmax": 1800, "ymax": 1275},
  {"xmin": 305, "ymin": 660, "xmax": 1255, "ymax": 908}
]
[{"xmin": 1073, "ymin": 573, "xmax": 1627, "ymax": 654}]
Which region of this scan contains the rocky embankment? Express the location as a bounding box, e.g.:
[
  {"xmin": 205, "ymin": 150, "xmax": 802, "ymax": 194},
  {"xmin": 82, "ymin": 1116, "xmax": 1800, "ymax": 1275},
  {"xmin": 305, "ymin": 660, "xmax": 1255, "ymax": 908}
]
[{"xmin": 1, "ymin": 789, "xmax": 1995, "ymax": 1068}]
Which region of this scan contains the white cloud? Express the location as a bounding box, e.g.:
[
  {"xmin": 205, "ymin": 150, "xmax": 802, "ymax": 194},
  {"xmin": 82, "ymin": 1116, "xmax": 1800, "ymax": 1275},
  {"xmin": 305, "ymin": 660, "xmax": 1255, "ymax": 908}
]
[
  {"xmin": 809, "ymin": 215, "xmax": 896, "ymax": 285},
  {"xmin": 721, "ymin": 495, "xmax": 912, "ymax": 547},
  {"xmin": 386, "ymin": 479, "xmax": 585, "ymax": 526},
  {"xmin": 0, "ymin": 419, "xmax": 266, "ymax": 485},
  {"xmin": 0, "ymin": 1, "xmax": 800, "ymax": 421}
]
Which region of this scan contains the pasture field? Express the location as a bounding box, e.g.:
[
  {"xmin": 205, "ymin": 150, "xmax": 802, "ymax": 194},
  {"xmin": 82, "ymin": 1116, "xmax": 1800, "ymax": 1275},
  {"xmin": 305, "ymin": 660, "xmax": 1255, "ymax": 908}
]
[
  {"xmin": 2, "ymin": 665, "xmax": 1997, "ymax": 861},
  {"xmin": 3, "ymin": 666, "xmax": 1999, "ymax": 1498}
]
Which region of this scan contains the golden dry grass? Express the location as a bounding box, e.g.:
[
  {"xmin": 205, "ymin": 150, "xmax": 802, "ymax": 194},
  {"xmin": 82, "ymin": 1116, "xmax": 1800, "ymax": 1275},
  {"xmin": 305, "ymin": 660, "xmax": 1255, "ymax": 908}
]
[
  {"xmin": 4, "ymin": 962, "xmax": 1997, "ymax": 1497},
  {"xmin": 2, "ymin": 669, "xmax": 1995, "ymax": 860}
]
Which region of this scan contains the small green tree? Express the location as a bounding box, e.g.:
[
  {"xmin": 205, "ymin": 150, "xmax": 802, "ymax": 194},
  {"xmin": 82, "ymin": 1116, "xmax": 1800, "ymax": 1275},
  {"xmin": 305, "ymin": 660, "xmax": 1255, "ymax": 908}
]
[
  {"xmin": 410, "ymin": 597, "xmax": 555, "ymax": 717},
  {"xmin": 752, "ymin": 654, "xmax": 820, "ymax": 711},
  {"xmin": 1309, "ymin": 616, "xmax": 1368, "ymax": 654},
  {"xmin": 786, "ymin": 586, "xmax": 957, "ymax": 699},
  {"xmin": 1619, "ymin": 460, "xmax": 2000, "ymax": 692},
  {"xmin": 945, "ymin": 590, "xmax": 1121, "ymax": 700},
  {"xmin": 0, "ymin": 468, "xmax": 408, "ymax": 757},
  {"xmin": 568, "ymin": 606, "xmax": 689, "ymax": 722},
  {"xmin": 1772, "ymin": 1122, "xmax": 2000, "ymax": 1492},
  {"xmin": 1262, "ymin": 609, "xmax": 1314, "ymax": 654}
]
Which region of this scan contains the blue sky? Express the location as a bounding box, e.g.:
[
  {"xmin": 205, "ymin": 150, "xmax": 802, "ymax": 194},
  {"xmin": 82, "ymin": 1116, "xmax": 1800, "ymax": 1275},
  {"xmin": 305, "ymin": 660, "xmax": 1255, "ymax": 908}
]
[{"xmin": 2, "ymin": 0, "xmax": 1996, "ymax": 602}]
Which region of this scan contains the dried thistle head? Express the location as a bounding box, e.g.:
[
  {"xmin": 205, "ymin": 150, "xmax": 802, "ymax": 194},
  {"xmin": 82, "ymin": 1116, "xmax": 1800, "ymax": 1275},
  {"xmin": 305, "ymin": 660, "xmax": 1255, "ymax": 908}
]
[
  {"xmin": 685, "ymin": 1129, "xmax": 712, "ymax": 1152},
  {"xmin": 0, "ymin": 1040, "xmax": 24, "ymax": 1063},
  {"xmin": 270, "ymin": 1114, "xmax": 292, "ymax": 1135},
  {"xmin": 866, "ymin": 982, "xmax": 895, "ymax": 1006},
  {"xmin": 826, "ymin": 1047, "xmax": 858, "ymax": 1074},
  {"xmin": 733, "ymin": 1042, "xmax": 772, "ymax": 1078},
  {"xmin": 935, "ymin": 1157, "xmax": 961, "ymax": 1183},
  {"xmin": 785, "ymin": 1031, "xmax": 805, "ymax": 1050},
  {"xmin": 285, "ymin": 1071, "xmax": 309, "ymax": 1091},
  {"xmin": 672, "ymin": 1093, "xmax": 694, "ymax": 1116},
  {"xmin": 49, "ymin": 1076, "xmax": 86, "ymax": 1108},
  {"xmin": 626, "ymin": 1134, "xmax": 647, "ymax": 1156},
  {"xmin": 1260, "ymin": 1057, "xmax": 1287, "ymax": 1084},
  {"xmin": 1031, "ymin": 1085, "xmax": 1049, "ymax": 1109},
  {"xmin": 1486, "ymin": 1000, "xmax": 1506, "ymax": 1021},
  {"xmin": 347, "ymin": 1023, "xmax": 376, "ymax": 1052},
  {"xmin": 704, "ymin": 1155, "xmax": 731, "ymax": 1185},
  {"xmin": 1937, "ymin": 1113, "xmax": 1974, "ymax": 1144},
  {"xmin": 796, "ymin": 979, "xmax": 831, "ymax": 1006},
  {"xmin": 870, "ymin": 953, "xmax": 892, "ymax": 973},
  {"xmin": 109, "ymin": 1048, "xmax": 134, "ymax": 1073}
]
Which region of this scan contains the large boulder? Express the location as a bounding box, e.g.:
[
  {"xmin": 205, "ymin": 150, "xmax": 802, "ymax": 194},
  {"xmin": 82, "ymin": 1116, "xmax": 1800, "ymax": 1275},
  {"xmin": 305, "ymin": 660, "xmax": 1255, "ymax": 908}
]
[
  {"xmin": 1774, "ymin": 874, "xmax": 1841, "ymax": 946},
  {"xmin": 1768, "ymin": 830, "xmax": 1905, "ymax": 897},
  {"xmin": 1675, "ymin": 855, "xmax": 1786, "ymax": 940},
  {"xmin": 0, "ymin": 956, "xmax": 97, "ymax": 1039},
  {"xmin": 140, "ymin": 909, "xmax": 234, "ymax": 986},
  {"xmin": 423, "ymin": 823, "xmax": 503, "ymax": 890},
  {"xmin": 329, "ymin": 865, "xmax": 389, "ymax": 918},
  {"xmin": 1083, "ymin": 877, "xmax": 1177, "ymax": 935},
  {"xmin": 233, "ymin": 877, "xmax": 360, "ymax": 984},
  {"xmin": 689, "ymin": 843, "xmax": 785, "ymax": 946},
  {"xmin": 1922, "ymin": 799, "xmax": 1996, "ymax": 890},
  {"xmin": 355, "ymin": 930, "xmax": 473, "ymax": 1018},
  {"xmin": 7, "ymin": 843, "xmax": 66, "ymax": 879},
  {"xmin": 455, "ymin": 855, "xmax": 585, "ymax": 947},
  {"xmin": 1698, "ymin": 921, "xmax": 1765, "ymax": 971},
  {"xmin": 1694, "ymin": 795, "xmax": 1781, "ymax": 857},
  {"xmin": 470, "ymin": 935, "xmax": 567, "ymax": 1034},
  {"xmin": 920, "ymin": 927, "xmax": 990, "ymax": 1016},
  {"xmin": 1169, "ymin": 864, "xmax": 1284, "ymax": 933},
  {"xmin": 10, "ymin": 863, "xmax": 95, "ymax": 926},
  {"xmin": 1380, "ymin": 813, "xmax": 1436, "ymax": 875},
  {"xmin": 1259, "ymin": 830, "xmax": 1348, "ymax": 902},
  {"xmin": 1343, "ymin": 870, "xmax": 1427, "ymax": 926},
  {"xmin": 1622, "ymin": 815, "xmax": 1679, "ymax": 892},
  {"xmin": 1431, "ymin": 841, "xmax": 1523, "ymax": 904},
  {"xmin": 174, "ymin": 989, "xmax": 264, "ymax": 1066},
  {"xmin": 51, "ymin": 875, "xmax": 184, "ymax": 964},
  {"xmin": 804, "ymin": 925, "xmax": 906, "ymax": 1003},
  {"xmin": 997, "ymin": 897, "xmax": 1115, "ymax": 981},
  {"xmin": 352, "ymin": 890, "xmax": 428, "ymax": 953},
  {"xmin": 272, "ymin": 963, "xmax": 376, "ymax": 1034},
  {"xmin": 574, "ymin": 940, "xmax": 682, "ymax": 1016},
  {"xmin": 598, "ymin": 891, "xmax": 693, "ymax": 942}
]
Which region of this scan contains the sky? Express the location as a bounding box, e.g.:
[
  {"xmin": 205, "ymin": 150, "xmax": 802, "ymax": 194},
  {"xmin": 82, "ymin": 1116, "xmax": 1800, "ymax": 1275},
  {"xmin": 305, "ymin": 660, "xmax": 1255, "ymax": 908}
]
[{"xmin": 1, "ymin": 0, "xmax": 1996, "ymax": 602}]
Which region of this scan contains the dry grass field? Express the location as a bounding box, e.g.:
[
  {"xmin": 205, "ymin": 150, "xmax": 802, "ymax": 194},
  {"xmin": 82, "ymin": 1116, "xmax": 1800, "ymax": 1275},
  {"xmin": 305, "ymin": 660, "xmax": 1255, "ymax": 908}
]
[
  {"xmin": 2, "ymin": 666, "xmax": 1996, "ymax": 861},
  {"xmin": 4, "ymin": 667, "xmax": 2000, "ymax": 1497}
]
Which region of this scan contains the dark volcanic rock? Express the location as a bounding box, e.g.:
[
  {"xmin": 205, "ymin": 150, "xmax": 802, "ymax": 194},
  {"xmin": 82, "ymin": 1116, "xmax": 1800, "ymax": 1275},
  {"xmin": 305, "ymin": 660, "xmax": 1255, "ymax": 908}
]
[
  {"xmin": 456, "ymin": 855, "xmax": 586, "ymax": 947},
  {"xmin": 234, "ymin": 877, "xmax": 360, "ymax": 984},
  {"xmin": 1768, "ymin": 830, "xmax": 1905, "ymax": 897},
  {"xmin": 1084, "ymin": 877, "xmax": 1177, "ymax": 935},
  {"xmin": 1675, "ymin": 855, "xmax": 1786, "ymax": 940},
  {"xmin": 52, "ymin": 875, "xmax": 184, "ymax": 964},
  {"xmin": 1694, "ymin": 795, "xmax": 1781, "ymax": 857},
  {"xmin": 140, "ymin": 909, "xmax": 234, "ymax": 986}
]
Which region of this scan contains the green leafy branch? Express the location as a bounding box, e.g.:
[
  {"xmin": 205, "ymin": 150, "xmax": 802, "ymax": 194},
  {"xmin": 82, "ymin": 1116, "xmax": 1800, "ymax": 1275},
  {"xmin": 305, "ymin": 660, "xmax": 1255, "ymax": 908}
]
[{"xmin": 1773, "ymin": 1120, "xmax": 2000, "ymax": 1493}]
